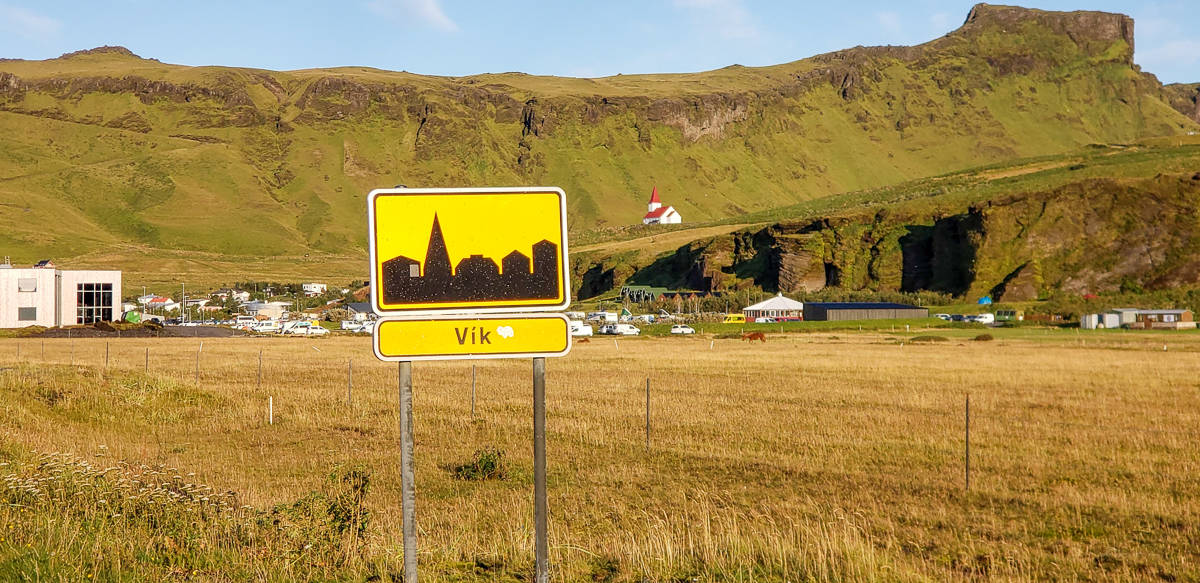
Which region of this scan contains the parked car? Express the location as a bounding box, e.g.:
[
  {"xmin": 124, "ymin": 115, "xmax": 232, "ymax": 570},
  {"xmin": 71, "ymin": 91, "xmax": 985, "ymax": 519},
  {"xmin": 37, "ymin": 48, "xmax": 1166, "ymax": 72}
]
[
  {"xmin": 934, "ymin": 313, "xmax": 952, "ymax": 321},
  {"xmin": 569, "ymin": 320, "xmax": 593, "ymax": 336},
  {"xmin": 670, "ymin": 324, "xmax": 696, "ymax": 335},
  {"xmin": 282, "ymin": 321, "xmax": 330, "ymax": 336},
  {"xmin": 755, "ymin": 317, "xmax": 776, "ymax": 324},
  {"xmin": 722, "ymin": 314, "xmax": 746, "ymax": 324},
  {"xmin": 599, "ymin": 323, "xmax": 640, "ymax": 335},
  {"xmin": 950, "ymin": 314, "xmax": 967, "ymax": 322},
  {"xmin": 968, "ymin": 313, "xmax": 996, "ymax": 325},
  {"xmin": 251, "ymin": 321, "xmax": 281, "ymax": 334}
]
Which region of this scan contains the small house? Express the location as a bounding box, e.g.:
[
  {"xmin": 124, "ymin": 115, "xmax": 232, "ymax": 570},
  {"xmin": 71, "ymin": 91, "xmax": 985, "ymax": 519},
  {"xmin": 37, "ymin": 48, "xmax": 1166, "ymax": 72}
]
[
  {"xmin": 346, "ymin": 302, "xmax": 377, "ymax": 322},
  {"xmin": 302, "ymin": 283, "xmax": 327, "ymax": 297},
  {"xmin": 742, "ymin": 293, "xmax": 805, "ymax": 321},
  {"xmin": 243, "ymin": 300, "xmax": 292, "ymax": 320},
  {"xmin": 0, "ymin": 261, "xmax": 121, "ymax": 328},
  {"xmin": 642, "ymin": 187, "xmax": 682, "ymax": 225},
  {"xmin": 1097, "ymin": 308, "xmax": 1196, "ymax": 330}
]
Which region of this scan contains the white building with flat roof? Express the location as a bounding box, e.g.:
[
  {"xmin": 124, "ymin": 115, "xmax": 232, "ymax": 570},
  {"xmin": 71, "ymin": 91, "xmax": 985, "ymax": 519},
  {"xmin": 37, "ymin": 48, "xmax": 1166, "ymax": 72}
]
[{"xmin": 0, "ymin": 262, "xmax": 122, "ymax": 328}]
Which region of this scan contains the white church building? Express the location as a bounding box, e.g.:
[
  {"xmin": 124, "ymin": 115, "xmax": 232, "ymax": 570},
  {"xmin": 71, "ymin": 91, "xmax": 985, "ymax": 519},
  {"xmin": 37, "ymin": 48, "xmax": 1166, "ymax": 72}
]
[{"xmin": 642, "ymin": 187, "xmax": 682, "ymax": 225}]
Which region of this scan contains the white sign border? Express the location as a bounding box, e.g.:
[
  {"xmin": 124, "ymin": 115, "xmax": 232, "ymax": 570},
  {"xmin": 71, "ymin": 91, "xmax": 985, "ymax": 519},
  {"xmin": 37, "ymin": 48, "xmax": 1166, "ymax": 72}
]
[
  {"xmin": 372, "ymin": 313, "xmax": 573, "ymax": 362},
  {"xmin": 367, "ymin": 186, "xmax": 571, "ymax": 317}
]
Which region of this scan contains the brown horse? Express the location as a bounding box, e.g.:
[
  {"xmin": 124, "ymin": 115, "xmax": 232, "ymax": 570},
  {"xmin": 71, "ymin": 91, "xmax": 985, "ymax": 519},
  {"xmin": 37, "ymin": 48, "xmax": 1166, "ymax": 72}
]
[
  {"xmin": 741, "ymin": 332, "xmax": 766, "ymax": 343},
  {"xmin": 576, "ymin": 337, "xmax": 591, "ymax": 343}
]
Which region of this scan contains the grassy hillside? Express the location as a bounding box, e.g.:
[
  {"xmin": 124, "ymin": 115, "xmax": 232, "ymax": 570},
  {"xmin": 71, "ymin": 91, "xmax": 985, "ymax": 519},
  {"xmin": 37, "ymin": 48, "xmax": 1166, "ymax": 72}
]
[
  {"xmin": 0, "ymin": 4, "xmax": 1196, "ymax": 289},
  {"xmin": 571, "ymin": 138, "xmax": 1200, "ymax": 300}
]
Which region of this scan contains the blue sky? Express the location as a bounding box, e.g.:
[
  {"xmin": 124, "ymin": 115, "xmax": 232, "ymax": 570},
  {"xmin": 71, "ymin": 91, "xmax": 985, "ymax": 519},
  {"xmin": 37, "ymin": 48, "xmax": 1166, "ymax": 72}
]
[{"xmin": 0, "ymin": 1, "xmax": 1195, "ymax": 83}]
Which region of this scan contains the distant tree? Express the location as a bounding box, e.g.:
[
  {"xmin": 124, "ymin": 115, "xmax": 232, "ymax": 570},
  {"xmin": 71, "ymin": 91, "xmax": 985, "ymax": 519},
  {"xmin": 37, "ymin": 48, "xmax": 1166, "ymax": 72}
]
[{"xmin": 325, "ymin": 308, "xmax": 351, "ymax": 322}]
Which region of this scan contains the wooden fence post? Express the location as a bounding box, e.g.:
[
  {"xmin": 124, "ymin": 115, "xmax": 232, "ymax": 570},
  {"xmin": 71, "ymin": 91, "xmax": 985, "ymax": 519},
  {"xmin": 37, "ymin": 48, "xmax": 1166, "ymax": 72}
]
[
  {"xmin": 645, "ymin": 377, "xmax": 651, "ymax": 452},
  {"xmin": 965, "ymin": 394, "xmax": 971, "ymax": 492}
]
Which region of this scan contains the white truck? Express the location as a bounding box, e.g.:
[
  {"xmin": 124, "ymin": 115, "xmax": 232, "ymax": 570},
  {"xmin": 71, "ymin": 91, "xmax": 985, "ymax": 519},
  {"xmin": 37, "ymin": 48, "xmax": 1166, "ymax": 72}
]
[
  {"xmin": 250, "ymin": 320, "xmax": 281, "ymax": 334},
  {"xmin": 282, "ymin": 320, "xmax": 330, "ymax": 336},
  {"xmin": 569, "ymin": 320, "xmax": 593, "ymax": 336},
  {"xmin": 599, "ymin": 323, "xmax": 640, "ymax": 335},
  {"xmin": 587, "ymin": 311, "xmax": 618, "ymax": 324}
]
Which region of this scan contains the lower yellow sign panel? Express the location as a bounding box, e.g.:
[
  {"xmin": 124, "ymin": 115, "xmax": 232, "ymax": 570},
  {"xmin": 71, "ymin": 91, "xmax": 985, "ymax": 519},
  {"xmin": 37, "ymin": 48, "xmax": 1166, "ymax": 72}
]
[{"xmin": 373, "ymin": 314, "xmax": 572, "ymax": 361}]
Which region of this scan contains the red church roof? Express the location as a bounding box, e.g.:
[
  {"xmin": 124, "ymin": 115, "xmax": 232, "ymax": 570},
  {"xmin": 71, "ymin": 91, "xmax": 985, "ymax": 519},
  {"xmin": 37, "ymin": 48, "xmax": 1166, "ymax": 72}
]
[
  {"xmin": 644, "ymin": 206, "xmax": 673, "ymax": 219},
  {"xmin": 649, "ymin": 187, "xmax": 660, "ymax": 204}
]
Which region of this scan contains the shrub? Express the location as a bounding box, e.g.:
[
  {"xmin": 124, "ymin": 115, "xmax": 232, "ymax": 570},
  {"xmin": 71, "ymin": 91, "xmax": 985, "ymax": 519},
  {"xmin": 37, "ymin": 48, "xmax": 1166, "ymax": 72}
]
[
  {"xmin": 909, "ymin": 335, "xmax": 950, "ymax": 343},
  {"xmin": 453, "ymin": 447, "xmax": 508, "ymax": 481},
  {"xmin": 973, "ymin": 333, "xmax": 995, "ymax": 341}
]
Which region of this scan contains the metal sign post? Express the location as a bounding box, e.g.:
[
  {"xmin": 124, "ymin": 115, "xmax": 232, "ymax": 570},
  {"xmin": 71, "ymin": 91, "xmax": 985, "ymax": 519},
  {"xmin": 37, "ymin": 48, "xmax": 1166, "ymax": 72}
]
[
  {"xmin": 399, "ymin": 361, "xmax": 417, "ymax": 582},
  {"xmin": 533, "ymin": 357, "xmax": 548, "ymax": 583}
]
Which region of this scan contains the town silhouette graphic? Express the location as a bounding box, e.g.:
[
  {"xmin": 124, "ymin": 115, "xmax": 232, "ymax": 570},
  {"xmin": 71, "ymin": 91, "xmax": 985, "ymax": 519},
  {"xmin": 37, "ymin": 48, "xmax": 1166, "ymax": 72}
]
[{"xmin": 382, "ymin": 214, "xmax": 559, "ymax": 303}]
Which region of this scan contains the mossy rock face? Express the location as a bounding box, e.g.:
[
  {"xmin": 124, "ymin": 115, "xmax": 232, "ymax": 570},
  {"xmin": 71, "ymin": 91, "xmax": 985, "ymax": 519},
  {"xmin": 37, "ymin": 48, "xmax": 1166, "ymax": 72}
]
[
  {"xmin": 0, "ymin": 3, "xmax": 1195, "ymax": 274},
  {"xmin": 579, "ymin": 172, "xmax": 1200, "ymax": 303}
]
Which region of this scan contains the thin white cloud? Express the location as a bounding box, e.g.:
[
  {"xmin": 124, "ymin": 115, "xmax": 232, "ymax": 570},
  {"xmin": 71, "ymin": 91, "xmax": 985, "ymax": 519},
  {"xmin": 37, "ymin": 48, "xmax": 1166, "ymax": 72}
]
[
  {"xmin": 1138, "ymin": 39, "xmax": 1200, "ymax": 70},
  {"xmin": 0, "ymin": 3, "xmax": 61, "ymax": 39},
  {"xmin": 929, "ymin": 12, "xmax": 951, "ymax": 34},
  {"xmin": 367, "ymin": 0, "xmax": 458, "ymax": 32},
  {"xmin": 673, "ymin": 0, "xmax": 758, "ymax": 40},
  {"xmin": 875, "ymin": 11, "xmax": 903, "ymax": 36}
]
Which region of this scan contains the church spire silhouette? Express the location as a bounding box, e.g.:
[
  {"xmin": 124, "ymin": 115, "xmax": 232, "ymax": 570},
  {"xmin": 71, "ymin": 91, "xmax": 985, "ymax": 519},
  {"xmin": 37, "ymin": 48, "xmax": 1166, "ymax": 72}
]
[
  {"xmin": 380, "ymin": 213, "xmax": 559, "ymax": 304},
  {"xmin": 424, "ymin": 213, "xmax": 452, "ymax": 279}
]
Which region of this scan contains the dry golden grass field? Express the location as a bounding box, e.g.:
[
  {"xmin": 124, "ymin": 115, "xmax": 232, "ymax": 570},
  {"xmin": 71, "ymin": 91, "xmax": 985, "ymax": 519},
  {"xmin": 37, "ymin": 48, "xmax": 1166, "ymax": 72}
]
[{"xmin": 1, "ymin": 328, "xmax": 1198, "ymax": 581}]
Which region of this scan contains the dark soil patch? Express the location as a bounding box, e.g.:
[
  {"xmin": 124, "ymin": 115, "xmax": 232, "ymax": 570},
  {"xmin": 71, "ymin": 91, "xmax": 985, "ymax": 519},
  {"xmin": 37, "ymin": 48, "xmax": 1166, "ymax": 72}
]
[{"xmin": 33, "ymin": 325, "xmax": 243, "ymax": 339}]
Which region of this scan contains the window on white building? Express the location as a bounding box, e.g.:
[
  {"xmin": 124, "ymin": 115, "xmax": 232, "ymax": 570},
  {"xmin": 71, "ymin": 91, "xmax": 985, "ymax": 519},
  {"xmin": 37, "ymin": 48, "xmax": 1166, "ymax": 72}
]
[
  {"xmin": 17, "ymin": 307, "xmax": 36, "ymax": 321},
  {"xmin": 17, "ymin": 278, "xmax": 36, "ymax": 292},
  {"xmin": 77, "ymin": 283, "xmax": 114, "ymax": 324}
]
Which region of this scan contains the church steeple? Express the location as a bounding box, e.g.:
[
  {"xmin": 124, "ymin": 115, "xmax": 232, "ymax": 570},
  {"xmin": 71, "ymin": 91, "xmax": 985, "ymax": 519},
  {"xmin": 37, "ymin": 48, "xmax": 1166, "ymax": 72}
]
[
  {"xmin": 648, "ymin": 186, "xmax": 662, "ymax": 212},
  {"xmin": 424, "ymin": 213, "xmax": 452, "ymax": 279}
]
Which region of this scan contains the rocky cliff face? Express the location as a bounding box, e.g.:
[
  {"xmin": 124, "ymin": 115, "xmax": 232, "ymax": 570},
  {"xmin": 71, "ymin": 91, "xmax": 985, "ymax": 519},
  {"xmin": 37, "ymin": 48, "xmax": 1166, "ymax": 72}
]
[
  {"xmin": 576, "ymin": 173, "xmax": 1200, "ymax": 300},
  {"xmin": 1164, "ymin": 83, "xmax": 1200, "ymax": 125},
  {"xmin": 0, "ymin": 4, "xmax": 1195, "ymax": 264}
]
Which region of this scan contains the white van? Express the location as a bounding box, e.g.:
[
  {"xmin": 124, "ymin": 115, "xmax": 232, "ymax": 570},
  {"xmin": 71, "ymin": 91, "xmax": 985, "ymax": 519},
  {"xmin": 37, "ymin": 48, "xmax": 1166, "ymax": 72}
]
[
  {"xmin": 233, "ymin": 315, "xmax": 257, "ymax": 329},
  {"xmin": 569, "ymin": 320, "xmax": 593, "ymax": 336},
  {"xmin": 968, "ymin": 313, "xmax": 996, "ymax": 325},
  {"xmin": 612, "ymin": 323, "xmax": 640, "ymax": 335},
  {"xmin": 251, "ymin": 321, "xmax": 281, "ymax": 334},
  {"xmin": 587, "ymin": 311, "xmax": 618, "ymax": 323},
  {"xmin": 282, "ymin": 321, "xmax": 330, "ymax": 336}
]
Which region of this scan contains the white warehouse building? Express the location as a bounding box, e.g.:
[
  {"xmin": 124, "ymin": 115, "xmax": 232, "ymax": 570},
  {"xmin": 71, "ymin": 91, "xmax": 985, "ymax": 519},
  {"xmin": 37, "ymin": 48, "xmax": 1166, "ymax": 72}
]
[{"xmin": 0, "ymin": 261, "xmax": 122, "ymax": 328}]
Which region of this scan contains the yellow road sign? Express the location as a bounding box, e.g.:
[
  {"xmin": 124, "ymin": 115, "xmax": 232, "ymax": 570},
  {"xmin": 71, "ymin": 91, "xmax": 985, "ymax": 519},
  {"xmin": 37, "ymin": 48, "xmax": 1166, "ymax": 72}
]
[
  {"xmin": 368, "ymin": 187, "xmax": 570, "ymax": 315},
  {"xmin": 373, "ymin": 314, "xmax": 572, "ymax": 361}
]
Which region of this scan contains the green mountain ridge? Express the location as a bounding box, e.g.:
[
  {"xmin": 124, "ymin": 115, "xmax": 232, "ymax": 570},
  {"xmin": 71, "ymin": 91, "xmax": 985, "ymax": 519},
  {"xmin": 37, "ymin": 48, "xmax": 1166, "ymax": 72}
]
[{"xmin": 0, "ymin": 3, "xmax": 1197, "ymax": 292}]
